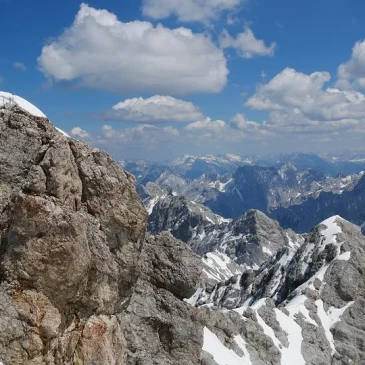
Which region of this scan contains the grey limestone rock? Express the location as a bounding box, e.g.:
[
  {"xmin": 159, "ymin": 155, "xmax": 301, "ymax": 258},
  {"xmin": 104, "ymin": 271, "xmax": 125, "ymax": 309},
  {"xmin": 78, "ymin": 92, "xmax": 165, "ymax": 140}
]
[{"xmin": 0, "ymin": 106, "xmax": 203, "ymax": 365}]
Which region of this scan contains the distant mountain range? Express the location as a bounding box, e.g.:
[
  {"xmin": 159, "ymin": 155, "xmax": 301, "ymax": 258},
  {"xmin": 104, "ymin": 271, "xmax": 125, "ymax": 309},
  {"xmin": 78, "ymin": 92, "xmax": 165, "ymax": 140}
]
[
  {"xmin": 123, "ymin": 152, "xmax": 365, "ymax": 182},
  {"xmin": 254, "ymin": 152, "xmax": 365, "ymax": 176},
  {"xmin": 124, "ymin": 153, "xmax": 365, "ymax": 232}
]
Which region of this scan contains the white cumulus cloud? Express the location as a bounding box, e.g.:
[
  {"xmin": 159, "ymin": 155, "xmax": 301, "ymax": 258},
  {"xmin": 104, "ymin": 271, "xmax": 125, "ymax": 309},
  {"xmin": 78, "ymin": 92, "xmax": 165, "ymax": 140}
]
[
  {"xmin": 101, "ymin": 124, "xmax": 180, "ymax": 148},
  {"xmin": 105, "ymin": 95, "xmax": 204, "ymax": 123},
  {"xmin": 186, "ymin": 117, "xmax": 226, "ymax": 133},
  {"xmin": 230, "ymin": 113, "xmax": 260, "ymax": 131},
  {"xmin": 70, "ymin": 126, "xmax": 90, "ymax": 138},
  {"xmin": 337, "ymin": 39, "xmax": 365, "ymax": 89},
  {"xmin": 142, "ymin": 0, "xmax": 244, "ymax": 24},
  {"xmin": 245, "ymin": 67, "xmax": 365, "ymax": 135},
  {"xmin": 219, "ymin": 27, "xmax": 276, "ymax": 59},
  {"xmin": 37, "ymin": 3, "xmax": 228, "ymax": 95}
]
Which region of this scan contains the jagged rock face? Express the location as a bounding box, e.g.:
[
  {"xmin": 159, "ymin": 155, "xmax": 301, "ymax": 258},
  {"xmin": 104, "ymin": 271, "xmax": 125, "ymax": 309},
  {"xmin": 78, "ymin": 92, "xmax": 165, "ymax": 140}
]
[
  {"xmin": 221, "ymin": 210, "xmax": 300, "ymax": 268},
  {"xmin": 121, "ymin": 232, "xmax": 203, "ymax": 365},
  {"xmin": 148, "ymin": 194, "xmax": 227, "ymax": 244},
  {"xmin": 0, "ymin": 107, "xmax": 147, "ymax": 315},
  {"xmin": 0, "ymin": 107, "xmax": 203, "ymax": 364},
  {"xmin": 148, "ymin": 196, "xmax": 301, "ymax": 276}
]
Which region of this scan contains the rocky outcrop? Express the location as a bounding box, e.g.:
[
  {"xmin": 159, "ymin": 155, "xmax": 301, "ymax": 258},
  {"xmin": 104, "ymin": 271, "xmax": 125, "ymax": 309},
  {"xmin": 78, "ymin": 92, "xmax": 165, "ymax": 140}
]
[
  {"xmin": 0, "ymin": 106, "xmax": 203, "ymax": 364},
  {"xmin": 148, "ymin": 194, "xmax": 228, "ymax": 244}
]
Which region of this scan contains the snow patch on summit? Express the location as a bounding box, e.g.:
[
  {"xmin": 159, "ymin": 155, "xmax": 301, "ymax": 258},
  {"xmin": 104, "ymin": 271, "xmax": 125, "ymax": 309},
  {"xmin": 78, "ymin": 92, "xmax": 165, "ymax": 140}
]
[
  {"xmin": 0, "ymin": 91, "xmax": 46, "ymax": 118},
  {"xmin": 0, "ymin": 91, "xmax": 69, "ymax": 137}
]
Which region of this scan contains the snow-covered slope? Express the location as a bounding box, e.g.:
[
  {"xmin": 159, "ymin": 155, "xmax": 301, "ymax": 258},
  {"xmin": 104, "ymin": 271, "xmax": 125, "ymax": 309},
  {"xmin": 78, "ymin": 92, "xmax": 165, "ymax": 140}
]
[
  {"xmin": 0, "ymin": 91, "xmax": 69, "ymax": 137},
  {"xmin": 195, "ymin": 216, "xmax": 365, "ymax": 365}
]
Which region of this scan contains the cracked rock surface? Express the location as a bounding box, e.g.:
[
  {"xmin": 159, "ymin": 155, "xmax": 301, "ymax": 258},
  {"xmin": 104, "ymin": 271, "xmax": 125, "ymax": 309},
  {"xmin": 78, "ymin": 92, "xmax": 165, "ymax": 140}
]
[{"xmin": 0, "ymin": 107, "xmax": 203, "ymax": 364}]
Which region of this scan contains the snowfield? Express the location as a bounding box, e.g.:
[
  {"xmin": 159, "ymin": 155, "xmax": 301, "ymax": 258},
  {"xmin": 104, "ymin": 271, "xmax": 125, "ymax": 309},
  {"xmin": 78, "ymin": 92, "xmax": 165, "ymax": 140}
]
[{"xmin": 203, "ymin": 327, "xmax": 252, "ymax": 365}]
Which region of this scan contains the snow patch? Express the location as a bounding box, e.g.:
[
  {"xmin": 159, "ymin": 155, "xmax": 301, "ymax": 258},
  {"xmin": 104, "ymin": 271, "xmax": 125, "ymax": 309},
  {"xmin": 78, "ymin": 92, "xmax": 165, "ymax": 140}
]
[
  {"xmin": 198, "ymin": 230, "xmax": 207, "ymax": 240},
  {"xmin": 0, "ymin": 91, "xmax": 69, "ymax": 137},
  {"xmin": 234, "ymin": 335, "xmax": 252, "ymax": 365},
  {"xmin": 202, "ymin": 251, "xmax": 241, "ymax": 281},
  {"xmin": 285, "ymin": 294, "xmax": 317, "ymax": 326},
  {"xmin": 262, "ymin": 246, "xmax": 273, "ymax": 256},
  {"xmin": 146, "ymin": 196, "xmax": 160, "ymax": 215},
  {"xmin": 185, "ymin": 287, "xmax": 204, "ymax": 306},
  {"xmin": 0, "ymin": 91, "xmax": 46, "ymax": 117},
  {"xmin": 275, "ymin": 309, "xmax": 306, "ymax": 365},
  {"xmin": 321, "ymin": 216, "xmax": 342, "ymax": 247},
  {"xmin": 203, "ymin": 327, "xmax": 251, "ymax": 365},
  {"xmin": 255, "ymin": 311, "xmax": 282, "ymax": 348},
  {"xmin": 337, "ymin": 251, "xmax": 351, "ymax": 261},
  {"xmin": 55, "ymin": 127, "xmax": 70, "ymax": 137},
  {"xmin": 315, "ymin": 299, "xmax": 354, "ymax": 353}
]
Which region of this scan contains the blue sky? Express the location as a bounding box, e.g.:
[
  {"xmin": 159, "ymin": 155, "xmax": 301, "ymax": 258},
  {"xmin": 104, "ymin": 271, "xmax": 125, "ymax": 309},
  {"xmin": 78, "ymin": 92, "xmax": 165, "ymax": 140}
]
[{"xmin": 2, "ymin": 0, "xmax": 365, "ymax": 160}]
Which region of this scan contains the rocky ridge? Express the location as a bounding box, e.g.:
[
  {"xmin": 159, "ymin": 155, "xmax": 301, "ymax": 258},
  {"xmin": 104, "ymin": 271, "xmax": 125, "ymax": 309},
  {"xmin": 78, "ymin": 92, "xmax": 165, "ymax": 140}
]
[
  {"xmin": 134, "ymin": 160, "xmax": 364, "ymax": 224},
  {"xmin": 148, "ymin": 194, "xmax": 303, "ymax": 284}
]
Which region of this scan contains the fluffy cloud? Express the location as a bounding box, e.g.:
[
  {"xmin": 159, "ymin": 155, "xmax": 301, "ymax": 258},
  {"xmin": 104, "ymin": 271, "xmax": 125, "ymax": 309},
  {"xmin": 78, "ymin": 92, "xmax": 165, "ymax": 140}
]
[
  {"xmin": 38, "ymin": 3, "xmax": 228, "ymax": 95},
  {"xmin": 186, "ymin": 117, "xmax": 226, "ymax": 134},
  {"xmin": 219, "ymin": 27, "xmax": 276, "ymax": 59},
  {"xmin": 230, "ymin": 113, "xmax": 260, "ymax": 131},
  {"xmin": 102, "ymin": 124, "xmax": 179, "ymax": 142},
  {"xmin": 72, "ymin": 111, "xmax": 287, "ymax": 160},
  {"xmin": 337, "ymin": 40, "xmax": 365, "ymax": 89},
  {"xmin": 245, "ymin": 67, "xmax": 365, "ymax": 135},
  {"xmin": 184, "ymin": 115, "xmax": 269, "ymax": 142},
  {"xmin": 142, "ymin": 0, "xmax": 244, "ymax": 23},
  {"xmin": 105, "ymin": 95, "xmax": 203, "ymax": 123},
  {"xmin": 70, "ymin": 126, "xmax": 90, "ymax": 138},
  {"xmin": 99, "ymin": 124, "xmax": 180, "ymax": 156},
  {"xmin": 13, "ymin": 62, "xmax": 26, "ymax": 71}
]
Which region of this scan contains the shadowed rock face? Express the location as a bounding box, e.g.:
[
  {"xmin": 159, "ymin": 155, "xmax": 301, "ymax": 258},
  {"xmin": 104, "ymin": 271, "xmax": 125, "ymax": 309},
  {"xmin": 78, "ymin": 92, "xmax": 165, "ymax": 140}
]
[
  {"xmin": 0, "ymin": 106, "xmax": 203, "ymax": 364},
  {"xmin": 148, "ymin": 196, "xmax": 302, "ymax": 276}
]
